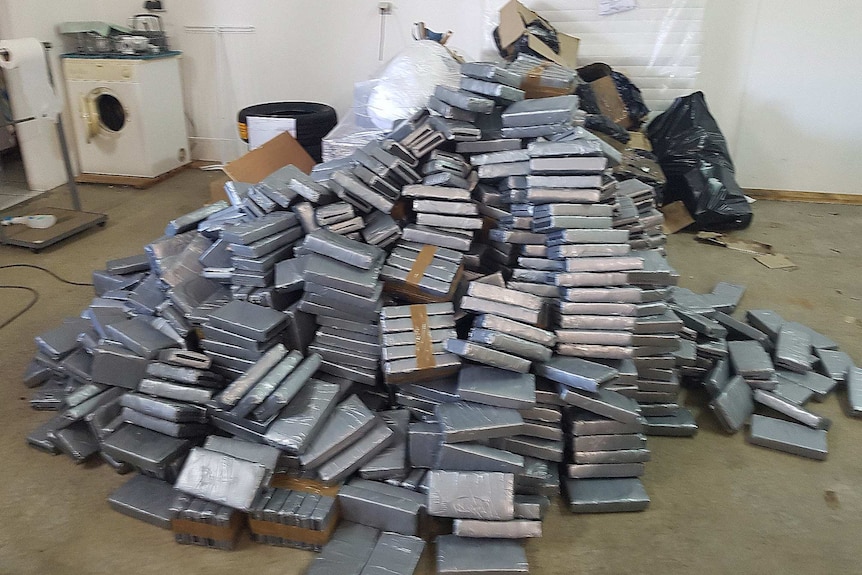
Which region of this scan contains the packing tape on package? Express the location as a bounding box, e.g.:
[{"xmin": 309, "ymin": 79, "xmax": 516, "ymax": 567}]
[
  {"xmin": 409, "ymin": 304, "xmax": 436, "ymax": 370},
  {"xmin": 405, "ymin": 245, "xmax": 438, "ymax": 287}
]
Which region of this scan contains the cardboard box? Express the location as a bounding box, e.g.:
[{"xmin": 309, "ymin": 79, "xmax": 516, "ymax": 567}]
[
  {"xmin": 209, "ymin": 131, "xmax": 316, "ymax": 204},
  {"xmin": 497, "ymin": 0, "xmax": 579, "ymax": 70},
  {"xmin": 578, "ymin": 63, "xmax": 631, "ymax": 129}
]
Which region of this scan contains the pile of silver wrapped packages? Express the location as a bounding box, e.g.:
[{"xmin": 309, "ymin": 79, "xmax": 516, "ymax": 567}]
[{"xmin": 22, "ymin": 59, "xmax": 860, "ymax": 574}]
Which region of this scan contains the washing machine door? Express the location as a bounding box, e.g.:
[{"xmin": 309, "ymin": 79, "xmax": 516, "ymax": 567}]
[{"xmin": 80, "ymin": 88, "xmax": 128, "ymax": 144}]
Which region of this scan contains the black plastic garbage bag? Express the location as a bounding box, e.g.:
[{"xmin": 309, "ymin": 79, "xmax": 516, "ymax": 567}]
[
  {"xmin": 611, "ymin": 71, "xmax": 649, "ymax": 127},
  {"xmin": 647, "ymin": 91, "xmax": 752, "ymax": 230},
  {"xmin": 584, "ymin": 114, "xmax": 630, "ymax": 144}
]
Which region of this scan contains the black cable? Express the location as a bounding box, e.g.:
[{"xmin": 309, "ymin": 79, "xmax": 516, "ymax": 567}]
[
  {"xmin": 0, "ymin": 264, "xmax": 94, "ymax": 329},
  {"xmin": 0, "ymin": 264, "xmax": 93, "ymax": 286},
  {"xmin": 0, "ymin": 285, "xmax": 39, "ymax": 329}
]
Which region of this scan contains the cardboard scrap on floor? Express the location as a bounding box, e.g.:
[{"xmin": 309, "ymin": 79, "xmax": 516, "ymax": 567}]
[
  {"xmin": 695, "ymin": 232, "xmax": 797, "ymax": 270},
  {"xmin": 661, "ymin": 201, "xmax": 694, "ymax": 234},
  {"xmin": 695, "ymin": 232, "xmax": 773, "ymax": 255},
  {"xmin": 754, "ymin": 253, "xmax": 798, "ymax": 270}
]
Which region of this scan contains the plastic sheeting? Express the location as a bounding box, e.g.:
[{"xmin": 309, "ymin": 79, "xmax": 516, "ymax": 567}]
[
  {"xmin": 323, "ymin": 41, "xmax": 462, "ymax": 162},
  {"xmin": 483, "ymin": 0, "xmax": 706, "ymax": 111}
]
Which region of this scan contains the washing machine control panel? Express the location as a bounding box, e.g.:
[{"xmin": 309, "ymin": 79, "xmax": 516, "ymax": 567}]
[{"xmin": 64, "ymin": 59, "xmax": 138, "ymax": 83}]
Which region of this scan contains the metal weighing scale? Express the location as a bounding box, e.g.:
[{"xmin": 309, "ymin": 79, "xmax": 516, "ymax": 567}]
[{"xmin": 0, "ymin": 41, "xmax": 106, "ymax": 252}]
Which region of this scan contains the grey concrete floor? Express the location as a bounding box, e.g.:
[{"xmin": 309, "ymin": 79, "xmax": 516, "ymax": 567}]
[{"xmin": 0, "ymin": 171, "xmax": 860, "ymax": 575}]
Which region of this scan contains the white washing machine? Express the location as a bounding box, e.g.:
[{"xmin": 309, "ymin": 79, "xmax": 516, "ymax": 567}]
[{"xmin": 62, "ymin": 54, "xmax": 189, "ymax": 178}]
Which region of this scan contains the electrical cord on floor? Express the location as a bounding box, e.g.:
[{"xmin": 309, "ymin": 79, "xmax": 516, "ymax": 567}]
[
  {"xmin": 0, "ymin": 264, "xmax": 94, "ymax": 330},
  {"xmin": 0, "ymin": 285, "xmax": 39, "ymax": 330}
]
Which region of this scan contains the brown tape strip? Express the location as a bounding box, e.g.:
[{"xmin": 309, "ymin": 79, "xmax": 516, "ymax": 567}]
[
  {"xmin": 521, "ymin": 62, "xmax": 573, "ymax": 99},
  {"xmin": 269, "ymin": 475, "xmax": 342, "ymax": 496},
  {"xmin": 172, "ymin": 512, "xmax": 246, "ymax": 541},
  {"xmin": 525, "ymin": 61, "xmax": 553, "ymax": 81},
  {"xmin": 405, "ymin": 244, "xmax": 438, "ymax": 287},
  {"xmin": 410, "ymin": 304, "xmax": 436, "ymax": 370}
]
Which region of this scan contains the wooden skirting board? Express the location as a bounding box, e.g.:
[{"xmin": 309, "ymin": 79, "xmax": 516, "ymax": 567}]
[
  {"xmin": 76, "ymin": 164, "xmax": 189, "ymax": 189},
  {"xmin": 745, "ymin": 188, "xmax": 862, "ymax": 205}
]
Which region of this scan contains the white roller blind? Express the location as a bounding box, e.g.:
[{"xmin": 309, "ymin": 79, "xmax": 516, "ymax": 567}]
[{"xmin": 484, "ymin": 0, "xmax": 706, "ymax": 111}]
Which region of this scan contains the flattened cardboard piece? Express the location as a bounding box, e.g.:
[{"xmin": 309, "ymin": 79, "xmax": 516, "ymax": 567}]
[
  {"xmin": 225, "ymin": 132, "xmax": 315, "ymax": 184},
  {"xmin": 696, "ymin": 232, "xmax": 773, "ymax": 255},
  {"xmin": 754, "ymin": 253, "xmax": 797, "ymax": 270},
  {"xmin": 661, "ymin": 201, "xmax": 695, "ymax": 234}
]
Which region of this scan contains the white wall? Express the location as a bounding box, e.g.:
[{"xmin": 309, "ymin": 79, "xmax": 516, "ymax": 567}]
[
  {"xmin": 96, "ymin": 1, "xmax": 489, "ymax": 161},
  {"xmin": 728, "ymin": 0, "xmax": 862, "ymax": 194},
  {"xmin": 3, "ymin": 0, "xmax": 860, "ymax": 194}
]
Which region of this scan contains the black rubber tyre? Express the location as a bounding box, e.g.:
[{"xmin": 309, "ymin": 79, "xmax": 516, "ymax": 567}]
[
  {"xmin": 303, "ymin": 144, "xmax": 323, "ymax": 163},
  {"xmin": 237, "ymin": 101, "xmax": 337, "ymax": 143}
]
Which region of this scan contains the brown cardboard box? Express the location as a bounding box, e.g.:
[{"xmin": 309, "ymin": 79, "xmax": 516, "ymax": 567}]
[
  {"xmin": 578, "ymin": 63, "xmax": 631, "ymax": 129},
  {"xmin": 209, "ymin": 131, "xmax": 315, "ymax": 203},
  {"xmin": 497, "ymin": 0, "xmax": 579, "ymax": 70}
]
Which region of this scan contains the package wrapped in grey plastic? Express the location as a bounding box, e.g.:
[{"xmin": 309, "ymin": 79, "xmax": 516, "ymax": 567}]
[
  {"xmin": 468, "ymin": 328, "xmax": 552, "ymax": 363},
  {"xmin": 107, "ymin": 474, "xmax": 177, "ymax": 529},
  {"xmin": 473, "ymin": 314, "xmax": 556, "ymax": 347},
  {"xmin": 747, "ymin": 414, "xmax": 828, "ymax": 460},
  {"xmin": 457, "ymin": 365, "xmax": 536, "ymax": 409},
  {"xmin": 358, "ymin": 532, "xmax": 425, "ymax": 575},
  {"xmin": 563, "ymin": 477, "xmax": 650, "ymax": 513},
  {"xmin": 317, "ymin": 421, "xmax": 395, "ymax": 484},
  {"xmin": 300, "ymin": 395, "xmax": 377, "ymax": 469},
  {"xmin": 203, "ymin": 435, "xmax": 281, "ymax": 470},
  {"xmin": 359, "ymin": 410, "xmax": 410, "ymax": 480},
  {"xmin": 709, "ymin": 375, "xmax": 754, "ymax": 433},
  {"xmin": 435, "ymin": 401, "xmax": 524, "ymax": 443},
  {"xmin": 452, "ymin": 518, "xmax": 542, "ymax": 539},
  {"xmin": 337, "ymin": 482, "xmax": 422, "ymax": 535},
  {"xmin": 306, "ymin": 522, "xmax": 381, "ymax": 575},
  {"xmin": 435, "ymin": 442, "xmax": 524, "ymax": 473},
  {"xmin": 302, "ymin": 228, "xmax": 385, "ymax": 270},
  {"xmin": 436, "ymin": 534, "xmax": 528, "ymax": 575},
  {"xmin": 426, "ymin": 470, "xmax": 514, "ymax": 520},
  {"xmin": 444, "ymin": 339, "xmax": 532, "ymax": 373},
  {"xmin": 263, "ymin": 380, "xmax": 341, "ymax": 454},
  {"xmin": 174, "ymin": 447, "xmax": 269, "ymax": 511}
]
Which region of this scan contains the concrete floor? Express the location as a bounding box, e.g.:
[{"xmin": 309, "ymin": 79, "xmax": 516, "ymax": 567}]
[{"xmin": 0, "ymin": 171, "xmax": 860, "ymax": 575}]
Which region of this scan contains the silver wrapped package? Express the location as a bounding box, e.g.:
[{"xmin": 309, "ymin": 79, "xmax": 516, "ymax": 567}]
[
  {"xmin": 360, "ymin": 410, "xmax": 410, "ymax": 480},
  {"xmin": 317, "ymin": 421, "xmax": 395, "ymax": 484},
  {"xmin": 452, "ymin": 518, "xmax": 542, "ymax": 539},
  {"xmin": 444, "ymin": 339, "xmax": 531, "ymax": 374},
  {"xmin": 174, "ymin": 447, "xmax": 269, "ymax": 511},
  {"xmin": 709, "ymin": 375, "xmax": 754, "ymax": 433},
  {"xmin": 747, "ymin": 414, "xmax": 828, "ymax": 460},
  {"xmin": 359, "ymin": 532, "xmax": 425, "ymax": 575},
  {"xmin": 563, "ymin": 477, "xmax": 650, "ymax": 513},
  {"xmin": 305, "ymin": 522, "xmax": 380, "ymax": 575},
  {"xmin": 534, "ymin": 356, "xmax": 618, "ymax": 392},
  {"xmin": 753, "ymin": 389, "xmax": 831, "ymax": 430},
  {"xmin": 337, "ymin": 482, "xmax": 422, "ymax": 535},
  {"xmin": 435, "ymin": 401, "xmax": 524, "ymax": 443},
  {"xmin": 263, "ymin": 380, "xmax": 341, "ymax": 454},
  {"xmin": 203, "ymin": 436, "xmax": 281, "ymax": 470},
  {"xmin": 436, "ymin": 534, "xmax": 528, "ymax": 575},
  {"xmin": 457, "ymin": 365, "xmax": 536, "ymax": 409},
  {"xmin": 107, "ymin": 474, "xmax": 177, "ymax": 529},
  {"xmin": 467, "ymin": 329, "xmax": 552, "ymax": 363},
  {"xmin": 300, "ymin": 395, "xmax": 377, "ymax": 469},
  {"xmin": 435, "ymin": 442, "xmax": 525, "ymax": 473},
  {"xmin": 559, "ymin": 387, "xmax": 642, "ymax": 425},
  {"xmin": 473, "ymin": 314, "xmax": 556, "ymax": 347},
  {"xmin": 427, "ymin": 470, "xmax": 514, "ymax": 520}
]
